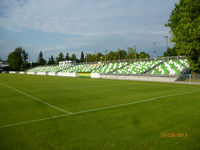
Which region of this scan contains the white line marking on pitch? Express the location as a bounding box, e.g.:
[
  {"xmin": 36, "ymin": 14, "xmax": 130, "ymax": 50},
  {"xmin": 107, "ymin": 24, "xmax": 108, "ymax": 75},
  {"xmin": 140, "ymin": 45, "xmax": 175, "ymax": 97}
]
[
  {"xmin": 0, "ymin": 89, "xmax": 199, "ymax": 129},
  {"xmin": 0, "ymin": 114, "xmax": 71, "ymax": 128},
  {"xmin": 72, "ymin": 89, "xmax": 200, "ymax": 115},
  {"xmin": 0, "ymin": 82, "xmax": 73, "ymax": 114}
]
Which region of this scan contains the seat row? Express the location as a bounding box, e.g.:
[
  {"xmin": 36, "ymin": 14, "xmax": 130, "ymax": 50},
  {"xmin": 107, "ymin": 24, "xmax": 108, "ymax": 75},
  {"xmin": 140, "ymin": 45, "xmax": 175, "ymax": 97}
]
[{"xmin": 27, "ymin": 65, "xmax": 70, "ymax": 72}]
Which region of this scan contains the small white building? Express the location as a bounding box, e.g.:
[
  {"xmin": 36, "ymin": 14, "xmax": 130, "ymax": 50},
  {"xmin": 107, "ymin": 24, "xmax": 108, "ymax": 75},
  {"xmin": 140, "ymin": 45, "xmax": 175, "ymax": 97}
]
[{"xmin": 59, "ymin": 60, "xmax": 76, "ymax": 66}]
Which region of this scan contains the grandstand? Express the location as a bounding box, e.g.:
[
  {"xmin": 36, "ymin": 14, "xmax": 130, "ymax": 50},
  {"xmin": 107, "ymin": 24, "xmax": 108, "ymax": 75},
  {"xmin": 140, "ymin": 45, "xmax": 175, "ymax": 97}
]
[
  {"xmin": 147, "ymin": 59, "xmax": 189, "ymax": 75},
  {"xmin": 27, "ymin": 56, "xmax": 190, "ymax": 76},
  {"xmin": 27, "ymin": 65, "xmax": 69, "ymax": 73}
]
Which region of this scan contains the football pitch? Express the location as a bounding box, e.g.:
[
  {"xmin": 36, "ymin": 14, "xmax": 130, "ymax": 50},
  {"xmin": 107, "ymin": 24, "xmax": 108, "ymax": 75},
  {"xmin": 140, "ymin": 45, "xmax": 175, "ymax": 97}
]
[{"xmin": 0, "ymin": 74, "xmax": 200, "ymax": 150}]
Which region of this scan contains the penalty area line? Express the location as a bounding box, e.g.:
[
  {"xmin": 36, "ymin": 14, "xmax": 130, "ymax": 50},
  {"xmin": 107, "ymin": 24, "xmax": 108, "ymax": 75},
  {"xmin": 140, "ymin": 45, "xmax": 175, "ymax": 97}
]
[
  {"xmin": 0, "ymin": 89, "xmax": 199, "ymax": 129},
  {"xmin": 0, "ymin": 82, "xmax": 73, "ymax": 114}
]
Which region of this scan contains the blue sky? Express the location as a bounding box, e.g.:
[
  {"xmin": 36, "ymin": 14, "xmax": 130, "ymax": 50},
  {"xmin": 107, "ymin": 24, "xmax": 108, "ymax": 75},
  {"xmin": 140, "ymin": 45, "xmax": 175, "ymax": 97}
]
[{"xmin": 0, "ymin": 0, "xmax": 179, "ymax": 61}]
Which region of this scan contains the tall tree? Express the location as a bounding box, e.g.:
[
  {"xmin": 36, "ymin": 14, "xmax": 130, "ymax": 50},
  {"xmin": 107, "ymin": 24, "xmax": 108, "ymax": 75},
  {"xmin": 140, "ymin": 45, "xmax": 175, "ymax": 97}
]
[
  {"xmin": 56, "ymin": 52, "xmax": 64, "ymax": 63},
  {"xmin": 127, "ymin": 47, "xmax": 137, "ymax": 59},
  {"xmin": 93, "ymin": 52, "xmax": 102, "ymax": 61},
  {"xmin": 106, "ymin": 51, "xmax": 115, "ymax": 60},
  {"xmin": 97, "ymin": 52, "xmax": 103, "ymax": 61},
  {"xmin": 48, "ymin": 55, "xmax": 55, "ymax": 65},
  {"xmin": 22, "ymin": 50, "xmax": 28, "ymax": 63},
  {"xmin": 163, "ymin": 47, "xmax": 178, "ymax": 57},
  {"xmin": 7, "ymin": 47, "xmax": 29, "ymax": 70},
  {"xmin": 115, "ymin": 49, "xmax": 127, "ymax": 60},
  {"xmin": 38, "ymin": 51, "xmax": 46, "ymax": 65},
  {"xmin": 7, "ymin": 50, "xmax": 23, "ymax": 70},
  {"xmin": 22, "ymin": 49, "xmax": 28, "ymax": 69},
  {"xmin": 65, "ymin": 52, "xmax": 69, "ymax": 60},
  {"xmin": 80, "ymin": 51, "xmax": 85, "ymax": 62},
  {"xmin": 165, "ymin": 0, "xmax": 200, "ymax": 72},
  {"xmin": 85, "ymin": 54, "xmax": 93, "ymax": 62},
  {"xmin": 70, "ymin": 53, "xmax": 77, "ymax": 61},
  {"xmin": 139, "ymin": 51, "xmax": 150, "ymax": 59}
]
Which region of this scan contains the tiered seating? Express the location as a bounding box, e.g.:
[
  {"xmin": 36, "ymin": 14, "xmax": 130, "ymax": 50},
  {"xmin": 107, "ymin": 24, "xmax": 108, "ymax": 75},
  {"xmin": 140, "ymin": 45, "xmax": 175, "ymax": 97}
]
[
  {"xmin": 79, "ymin": 63, "xmax": 104, "ymax": 72},
  {"xmin": 114, "ymin": 60, "xmax": 162, "ymax": 74},
  {"xmin": 61, "ymin": 63, "xmax": 103, "ymax": 73},
  {"xmin": 27, "ymin": 58, "xmax": 190, "ymax": 76},
  {"xmin": 61, "ymin": 64, "xmax": 86, "ymax": 73},
  {"xmin": 147, "ymin": 59, "xmax": 189, "ymax": 75},
  {"xmin": 92, "ymin": 62, "xmax": 127, "ymax": 73},
  {"xmin": 27, "ymin": 65, "xmax": 70, "ymax": 72}
]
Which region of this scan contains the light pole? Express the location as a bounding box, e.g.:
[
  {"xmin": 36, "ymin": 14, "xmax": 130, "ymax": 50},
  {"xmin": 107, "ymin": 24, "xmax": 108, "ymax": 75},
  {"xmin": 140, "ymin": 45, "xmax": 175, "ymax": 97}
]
[
  {"xmin": 104, "ymin": 50, "xmax": 108, "ymax": 62},
  {"xmin": 163, "ymin": 36, "xmax": 168, "ymax": 52},
  {"xmin": 133, "ymin": 45, "xmax": 136, "ymax": 60},
  {"xmin": 153, "ymin": 42, "xmax": 156, "ymax": 59}
]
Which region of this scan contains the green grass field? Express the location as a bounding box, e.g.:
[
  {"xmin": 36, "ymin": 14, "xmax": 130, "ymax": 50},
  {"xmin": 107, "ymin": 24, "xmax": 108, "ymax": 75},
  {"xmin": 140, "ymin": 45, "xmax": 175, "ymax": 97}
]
[{"xmin": 0, "ymin": 74, "xmax": 200, "ymax": 150}]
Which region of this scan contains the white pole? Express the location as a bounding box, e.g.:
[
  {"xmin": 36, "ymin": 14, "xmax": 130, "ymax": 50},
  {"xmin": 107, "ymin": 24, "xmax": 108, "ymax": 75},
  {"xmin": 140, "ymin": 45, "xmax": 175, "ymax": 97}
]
[
  {"xmin": 189, "ymin": 74, "xmax": 191, "ymax": 83},
  {"xmin": 153, "ymin": 42, "xmax": 156, "ymax": 60},
  {"xmin": 164, "ymin": 36, "xmax": 168, "ymax": 52}
]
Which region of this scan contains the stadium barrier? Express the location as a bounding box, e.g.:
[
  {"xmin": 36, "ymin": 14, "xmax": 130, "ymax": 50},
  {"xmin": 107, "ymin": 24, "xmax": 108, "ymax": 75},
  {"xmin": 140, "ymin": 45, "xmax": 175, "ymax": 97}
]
[
  {"xmin": 19, "ymin": 71, "xmax": 24, "ymax": 74},
  {"xmin": 8, "ymin": 70, "xmax": 199, "ymax": 84},
  {"xmin": 48, "ymin": 72, "xmax": 57, "ymax": 76},
  {"xmin": 9, "ymin": 71, "xmax": 16, "ymax": 74},
  {"xmin": 177, "ymin": 74, "xmax": 200, "ymax": 84},
  {"xmin": 36, "ymin": 72, "xmax": 47, "ymax": 75},
  {"xmin": 56, "ymin": 72, "xmax": 77, "ymax": 77},
  {"xmin": 27, "ymin": 72, "xmax": 35, "ymax": 75},
  {"xmin": 91, "ymin": 73, "xmax": 100, "ymax": 79},
  {"xmin": 8, "ymin": 71, "xmax": 25, "ymax": 74},
  {"xmin": 80, "ymin": 56, "xmax": 186, "ymax": 65},
  {"xmin": 100, "ymin": 74, "xmax": 179, "ymax": 82}
]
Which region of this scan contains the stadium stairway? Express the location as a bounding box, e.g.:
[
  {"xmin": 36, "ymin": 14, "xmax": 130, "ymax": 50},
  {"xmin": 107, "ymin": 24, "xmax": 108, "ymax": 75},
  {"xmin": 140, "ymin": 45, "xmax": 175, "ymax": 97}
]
[
  {"xmin": 79, "ymin": 63, "xmax": 104, "ymax": 72},
  {"xmin": 61, "ymin": 63, "xmax": 104, "ymax": 73},
  {"xmin": 92, "ymin": 62, "xmax": 128, "ymax": 74},
  {"xmin": 109, "ymin": 62, "xmax": 130, "ymax": 73},
  {"xmin": 56, "ymin": 65, "xmax": 74, "ymax": 72},
  {"xmin": 142, "ymin": 61, "xmax": 164, "ymax": 74}
]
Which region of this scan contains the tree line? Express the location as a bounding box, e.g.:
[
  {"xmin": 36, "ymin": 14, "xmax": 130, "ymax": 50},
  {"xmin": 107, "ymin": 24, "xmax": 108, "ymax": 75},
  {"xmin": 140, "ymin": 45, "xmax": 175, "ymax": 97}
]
[
  {"xmin": 46, "ymin": 47, "xmax": 151, "ymax": 65},
  {"xmin": 4, "ymin": 45, "xmax": 198, "ymax": 72},
  {"xmin": 5, "ymin": 44, "xmax": 194, "ymax": 71},
  {"xmin": 5, "ymin": 47, "xmax": 152, "ymax": 71}
]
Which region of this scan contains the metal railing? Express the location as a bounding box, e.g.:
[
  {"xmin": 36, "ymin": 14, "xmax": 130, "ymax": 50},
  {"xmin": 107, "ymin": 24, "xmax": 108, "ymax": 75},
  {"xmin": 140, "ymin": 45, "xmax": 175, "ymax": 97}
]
[
  {"xmin": 27, "ymin": 56, "xmax": 187, "ymax": 70},
  {"xmin": 177, "ymin": 74, "xmax": 200, "ymax": 83},
  {"xmin": 77, "ymin": 56, "xmax": 186, "ymax": 65}
]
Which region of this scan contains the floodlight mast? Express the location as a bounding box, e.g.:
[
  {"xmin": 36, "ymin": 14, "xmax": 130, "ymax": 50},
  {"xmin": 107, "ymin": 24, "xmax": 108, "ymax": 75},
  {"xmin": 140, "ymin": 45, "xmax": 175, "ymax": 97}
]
[
  {"xmin": 133, "ymin": 45, "xmax": 136, "ymax": 60},
  {"xmin": 153, "ymin": 42, "xmax": 156, "ymax": 59},
  {"xmin": 104, "ymin": 50, "xmax": 108, "ymax": 62},
  {"xmin": 164, "ymin": 36, "xmax": 168, "ymax": 52}
]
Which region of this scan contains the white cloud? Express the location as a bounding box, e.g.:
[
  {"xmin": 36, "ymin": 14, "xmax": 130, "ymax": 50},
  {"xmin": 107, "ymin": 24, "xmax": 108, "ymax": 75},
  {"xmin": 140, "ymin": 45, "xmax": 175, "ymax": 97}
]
[
  {"xmin": 0, "ymin": 0, "xmax": 178, "ymax": 60},
  {"xmin": 151, "ymin": 30, "xmax": 169, "ymax": 36},
  {"xmin": 0, "ymin": 0, "xmax": 176, "ymax": 36},
  {"xmin": 41, "ymin": 45, "xmax": 67, "ymax": 52},
  {"xmin": 0, "ymin": 0, "xmax": 124, "ymax": 34}
]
